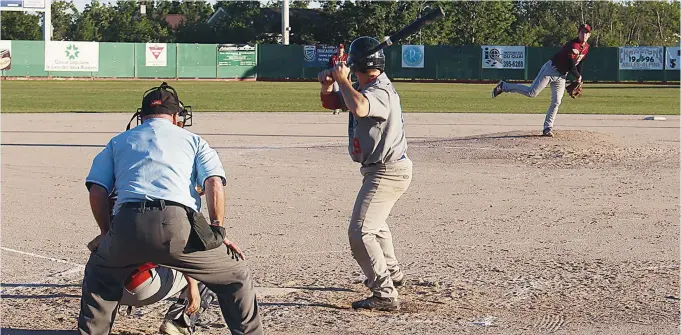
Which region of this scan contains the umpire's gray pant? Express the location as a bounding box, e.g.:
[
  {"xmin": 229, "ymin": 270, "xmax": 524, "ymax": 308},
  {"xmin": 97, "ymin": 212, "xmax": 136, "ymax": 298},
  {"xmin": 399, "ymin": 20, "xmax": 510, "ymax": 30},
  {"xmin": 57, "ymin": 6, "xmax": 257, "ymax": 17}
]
[
  {"xmin": 502, "ymin": 60, "xmax": 567, "ymax": 130},
  {"xmin": 77, "ymin": 205, "xmax": 263, "ymax": 335}
]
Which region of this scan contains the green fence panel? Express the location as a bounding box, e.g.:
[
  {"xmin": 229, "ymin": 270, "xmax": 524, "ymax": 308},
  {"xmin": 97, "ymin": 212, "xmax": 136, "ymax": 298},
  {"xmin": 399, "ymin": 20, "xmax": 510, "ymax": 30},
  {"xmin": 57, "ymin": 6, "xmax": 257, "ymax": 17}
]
[
  {"xmin": 582, "ymin": 47, "xmax": 618, "ymax": 82},
  {"xmin": 617, "ymin": 69, "xmax": 665, "ymax": 82},
  {"xmin": 430, "ymin": 45, "xmax": 480, "ymax": 80},
  {"xmin": 664, "ymin": 68, "xmax": 680, "ymax": 82},
  {"xmin": 217, "ymin": 45, "xmax": 258, "ymax": 79},
  {"xmin": 135, "ymin": 43, "xmax": 177, "ymax": 78},
  {"xmin": 257, "ymin": 44, "xmax": 306, "ymax": 79},
  {"xmin": 177, "ymin": 44, "xmax": 217, "ymax": 78},
  {"xmin": 96, "ymin": 42, "xmax": 134, "ymax": 78},
  {"xmin": 2, "ymin": 40, "xmax": 48, "ymax": 77},
  {"xmin": 525, "ymin": 47, "xmax": 560, "ymax": 80}
]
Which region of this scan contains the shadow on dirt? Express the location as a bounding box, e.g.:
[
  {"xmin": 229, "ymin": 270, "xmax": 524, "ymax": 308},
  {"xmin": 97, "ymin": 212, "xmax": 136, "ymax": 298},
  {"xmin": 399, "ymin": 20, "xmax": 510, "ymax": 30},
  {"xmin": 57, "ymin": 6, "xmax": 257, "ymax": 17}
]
[{"xmin": 0, "ymin": 329, "xmax": 77, "ymax": 335}]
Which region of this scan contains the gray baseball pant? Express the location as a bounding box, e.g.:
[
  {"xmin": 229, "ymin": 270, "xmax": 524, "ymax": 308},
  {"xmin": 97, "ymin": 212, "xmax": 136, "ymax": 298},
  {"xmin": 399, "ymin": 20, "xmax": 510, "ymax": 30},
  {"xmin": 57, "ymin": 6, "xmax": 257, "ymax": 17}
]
[
  {"xmin": 349, "ymin": 158, "xmax": 412, "ymax": 299},
  {"xmin": 77, "ymin": 205, "xmax": 263, "ymax": 335},
  {"xmin": 502, "ymin": 60, "xmax": 567, "ymax": 130}
]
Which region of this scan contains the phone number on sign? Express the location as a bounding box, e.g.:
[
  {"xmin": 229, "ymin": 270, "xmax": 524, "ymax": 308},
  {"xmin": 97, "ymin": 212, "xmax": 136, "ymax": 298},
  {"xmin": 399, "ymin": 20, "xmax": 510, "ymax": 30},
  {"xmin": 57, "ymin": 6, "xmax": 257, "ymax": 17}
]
[
  {"xmin": 629, "ymin": 56, "xmax": 657, "ymax": 63},
  {"xmin": 503, "ymin": 61, "xmax": 524, "ymax": 68}
]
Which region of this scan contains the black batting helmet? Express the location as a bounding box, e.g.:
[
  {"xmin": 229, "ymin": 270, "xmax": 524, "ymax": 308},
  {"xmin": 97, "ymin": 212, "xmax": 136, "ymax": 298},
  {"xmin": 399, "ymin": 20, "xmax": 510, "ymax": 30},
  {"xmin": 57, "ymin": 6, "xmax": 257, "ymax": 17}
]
[{"xmin": 348, "ymin": 36, "xmax": 385, "ymax": 73}]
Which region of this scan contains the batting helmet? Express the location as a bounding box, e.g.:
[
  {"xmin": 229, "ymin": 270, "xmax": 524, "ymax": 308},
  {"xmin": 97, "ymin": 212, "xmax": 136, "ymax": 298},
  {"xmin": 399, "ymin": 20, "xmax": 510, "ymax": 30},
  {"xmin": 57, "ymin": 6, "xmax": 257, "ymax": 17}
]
[{"xmin": 348, "ymin": 36, "xmax": 385, "ymax": 73}]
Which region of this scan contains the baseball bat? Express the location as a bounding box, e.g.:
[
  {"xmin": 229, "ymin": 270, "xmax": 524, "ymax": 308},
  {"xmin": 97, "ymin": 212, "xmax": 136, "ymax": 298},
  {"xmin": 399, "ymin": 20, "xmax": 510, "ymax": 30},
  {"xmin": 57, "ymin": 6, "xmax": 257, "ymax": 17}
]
[{"xmin": 346, "ymin": 6, "xmax": 446, "ymax": 69}]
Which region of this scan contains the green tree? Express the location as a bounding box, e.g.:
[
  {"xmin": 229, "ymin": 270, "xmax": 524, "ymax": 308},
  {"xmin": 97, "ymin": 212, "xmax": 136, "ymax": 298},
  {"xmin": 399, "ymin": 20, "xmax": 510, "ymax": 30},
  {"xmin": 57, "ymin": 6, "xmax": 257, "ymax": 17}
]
[
  {"xmin": 0, "ymin": 11, "xmax": 42, "ymax": 40},
  {"xmin": 70, "ymin": 0, "xmax": 115, "ymax": 41},
  {"xmin": 212, "ymin": 1, "xmax": 263, "ymax": 44},
  {"xmin": 51, "ymin": 0, "xmax": 78, "ymax": 41}
]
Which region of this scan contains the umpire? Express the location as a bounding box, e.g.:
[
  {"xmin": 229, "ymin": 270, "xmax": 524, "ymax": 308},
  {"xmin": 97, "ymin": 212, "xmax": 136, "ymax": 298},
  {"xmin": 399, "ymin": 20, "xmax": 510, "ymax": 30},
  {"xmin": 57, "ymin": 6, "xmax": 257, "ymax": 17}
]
[{"xmin": 78, "ymin": 83, "xmax": 263, "ymax": 335}]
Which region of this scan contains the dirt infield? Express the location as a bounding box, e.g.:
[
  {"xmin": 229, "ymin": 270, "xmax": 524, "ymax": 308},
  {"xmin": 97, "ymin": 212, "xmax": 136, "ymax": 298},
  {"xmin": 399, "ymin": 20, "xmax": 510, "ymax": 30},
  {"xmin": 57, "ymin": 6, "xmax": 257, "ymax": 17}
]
[{"xmin": 1, "ymin": 112, "xmax": 679, "ymax": 334}]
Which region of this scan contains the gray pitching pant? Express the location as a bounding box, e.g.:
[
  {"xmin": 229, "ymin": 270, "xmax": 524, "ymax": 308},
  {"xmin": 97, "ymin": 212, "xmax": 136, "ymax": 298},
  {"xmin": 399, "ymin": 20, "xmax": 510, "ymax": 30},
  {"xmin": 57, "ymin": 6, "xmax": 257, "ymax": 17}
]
[{"xmin": 502, "ymin": 60, "xmax": 568, "ymax": 130}]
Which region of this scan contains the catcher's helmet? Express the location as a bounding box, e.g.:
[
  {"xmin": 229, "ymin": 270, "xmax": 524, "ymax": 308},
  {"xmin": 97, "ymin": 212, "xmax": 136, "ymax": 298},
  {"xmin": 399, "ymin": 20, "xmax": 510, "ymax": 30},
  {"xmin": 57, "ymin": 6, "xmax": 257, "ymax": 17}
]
[{"xmin": 348, "ymin": 36, "xmax": 385, "ymax": 73}]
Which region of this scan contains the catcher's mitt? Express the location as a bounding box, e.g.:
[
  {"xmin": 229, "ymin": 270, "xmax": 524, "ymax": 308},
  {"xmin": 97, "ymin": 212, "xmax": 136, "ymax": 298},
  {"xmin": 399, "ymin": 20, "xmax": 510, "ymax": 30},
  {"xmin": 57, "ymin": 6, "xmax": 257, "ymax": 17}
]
[{"xmin": 566, "ymin": 81, "xmax": 583, "ymax": 99}]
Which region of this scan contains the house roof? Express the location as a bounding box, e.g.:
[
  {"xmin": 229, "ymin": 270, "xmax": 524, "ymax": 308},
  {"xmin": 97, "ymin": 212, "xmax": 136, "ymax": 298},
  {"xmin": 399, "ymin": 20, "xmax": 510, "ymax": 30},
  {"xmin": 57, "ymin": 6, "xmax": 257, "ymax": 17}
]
[{"xmin": 164, "ymin": 14, "xmax": 185, "ymax": 29}]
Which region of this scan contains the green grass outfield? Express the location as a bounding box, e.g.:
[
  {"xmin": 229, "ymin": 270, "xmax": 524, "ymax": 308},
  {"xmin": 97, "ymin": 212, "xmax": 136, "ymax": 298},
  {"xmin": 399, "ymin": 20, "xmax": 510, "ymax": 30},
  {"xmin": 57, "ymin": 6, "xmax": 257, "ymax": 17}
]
[{"xmin": 1, "ymin": 80, "xmax": 679, "ymax": 114}]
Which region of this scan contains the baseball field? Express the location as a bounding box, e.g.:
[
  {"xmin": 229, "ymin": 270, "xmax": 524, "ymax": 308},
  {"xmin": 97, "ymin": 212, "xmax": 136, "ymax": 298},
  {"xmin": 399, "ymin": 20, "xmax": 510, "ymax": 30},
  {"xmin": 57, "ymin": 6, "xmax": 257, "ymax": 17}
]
[
  {"xmin": 1, "ymin": 81, "xmax": 679, "ymax": 114},
  {"xmin": 1, "ymin": 81, "xmax": 679, "ymax": 334}
]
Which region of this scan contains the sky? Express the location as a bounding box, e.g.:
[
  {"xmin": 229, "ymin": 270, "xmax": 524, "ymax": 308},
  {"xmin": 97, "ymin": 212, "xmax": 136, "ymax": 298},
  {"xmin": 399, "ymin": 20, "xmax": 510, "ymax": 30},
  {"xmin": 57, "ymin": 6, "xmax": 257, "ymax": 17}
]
[{"xmin": 70, "ymin": 0, "xmax": 322, "ymax": 11}]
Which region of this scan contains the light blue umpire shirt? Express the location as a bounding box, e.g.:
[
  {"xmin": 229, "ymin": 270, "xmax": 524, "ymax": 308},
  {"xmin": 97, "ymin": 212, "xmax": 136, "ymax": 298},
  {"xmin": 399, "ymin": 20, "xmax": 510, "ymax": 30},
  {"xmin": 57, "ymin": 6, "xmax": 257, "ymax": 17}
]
[{"xmin": 85, "ymin": 118, "xmax": 226, "ymax": 214}]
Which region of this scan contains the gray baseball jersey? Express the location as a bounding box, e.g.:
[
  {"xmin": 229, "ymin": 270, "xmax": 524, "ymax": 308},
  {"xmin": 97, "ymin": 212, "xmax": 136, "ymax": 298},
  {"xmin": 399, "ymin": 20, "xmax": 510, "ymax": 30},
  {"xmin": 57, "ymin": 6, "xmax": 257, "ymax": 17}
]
[{"xmin": 347, "ymin": 73, "xmax": 407, "ymax": 166}]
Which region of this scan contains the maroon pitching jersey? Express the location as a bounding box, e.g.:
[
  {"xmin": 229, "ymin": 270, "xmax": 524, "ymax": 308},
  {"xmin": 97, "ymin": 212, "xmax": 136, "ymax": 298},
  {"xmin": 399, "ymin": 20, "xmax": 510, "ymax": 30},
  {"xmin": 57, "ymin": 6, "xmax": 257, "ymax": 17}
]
[{"xmin": 551, "ymin": 38, "xmax": 590, "ymax": 78}]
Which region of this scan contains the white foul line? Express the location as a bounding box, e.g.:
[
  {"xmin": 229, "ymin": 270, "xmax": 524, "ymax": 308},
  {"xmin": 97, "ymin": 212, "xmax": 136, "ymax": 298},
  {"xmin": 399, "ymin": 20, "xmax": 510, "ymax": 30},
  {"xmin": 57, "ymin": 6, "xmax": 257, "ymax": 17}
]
[
  {"xmin": 0, "ymin": 247, "xmax": 85, "ymax": 294},
  {"xmin": 1, "ymin": 247, "xmax": 85, "ymax": 268}
]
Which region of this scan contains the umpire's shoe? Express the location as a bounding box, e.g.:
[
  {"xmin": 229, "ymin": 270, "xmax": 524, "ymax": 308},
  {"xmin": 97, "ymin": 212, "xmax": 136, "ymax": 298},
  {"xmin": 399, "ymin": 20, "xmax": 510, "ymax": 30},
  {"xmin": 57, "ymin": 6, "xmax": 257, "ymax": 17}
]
[
  {"xmin": 492, "ymin": 80, "xmax": 504, "ymax": 98},
  {"xmin": 352, "ymin": 296, "xmax": 399, "ymax": 311}
]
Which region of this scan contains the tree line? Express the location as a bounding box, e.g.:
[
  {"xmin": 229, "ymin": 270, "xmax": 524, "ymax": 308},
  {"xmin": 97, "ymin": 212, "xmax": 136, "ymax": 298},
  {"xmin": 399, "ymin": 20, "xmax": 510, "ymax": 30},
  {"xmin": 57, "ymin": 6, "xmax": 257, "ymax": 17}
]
[{"xmin": 2, "ymin": 0, "xmax": 679, "ymax": 47}]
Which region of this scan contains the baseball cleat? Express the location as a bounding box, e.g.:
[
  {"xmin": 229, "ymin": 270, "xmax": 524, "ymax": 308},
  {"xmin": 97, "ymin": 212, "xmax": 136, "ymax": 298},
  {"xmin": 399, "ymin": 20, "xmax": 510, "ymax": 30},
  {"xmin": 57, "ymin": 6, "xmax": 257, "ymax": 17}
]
[
  {"xmin": 492, "ymin": 80, "xmax": 504, "ymax": 98},
  {"xmin": 333, "ymin": 109, "xmax": 341, "ymax": 114},
  {"xmin": 542, "ymin": 129, "xmax": 554, "ymax": 137},
  {"xmin": 351, "ymin": 296, "xmax": 399, "ymax": 311}
]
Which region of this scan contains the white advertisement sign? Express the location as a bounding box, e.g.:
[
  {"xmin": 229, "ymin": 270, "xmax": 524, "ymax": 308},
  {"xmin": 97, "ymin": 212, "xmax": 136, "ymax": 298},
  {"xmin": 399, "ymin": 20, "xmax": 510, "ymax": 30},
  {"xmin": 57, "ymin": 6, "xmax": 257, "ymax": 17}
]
[
  {"xmin": 45, "ymin": 41, "xmax": 99, "ymax": 71},
  {"xmin": 145, "ymin": 43, "xmax": 167, "ymax": 67},
  {"xmin": 618, "ymin": 46, "xmax": 664, "ymax": 70},
  {"xmin": 0, "ymin": 40, "xmax": 12, "ymax": 70},
  {"xmin": 401, "ymin": 45, "xmax": 424, "ymax": 68},
  {"xmin": 23, "ymin": 0, "xmax": 45, "ymax": 8},
  {"xmin": 481, "ymin": 45, "xmax": 525, "ymax": 69},
  {"xmin": 665, "ymin": 46, "xmax": 680, "ymax": 70}
]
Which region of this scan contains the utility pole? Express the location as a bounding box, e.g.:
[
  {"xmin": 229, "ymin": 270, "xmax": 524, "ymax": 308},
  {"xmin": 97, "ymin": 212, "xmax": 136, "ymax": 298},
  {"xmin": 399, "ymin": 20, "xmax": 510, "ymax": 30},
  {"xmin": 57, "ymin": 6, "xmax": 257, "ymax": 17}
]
[
  {"xmin": 44, "ymin": 0, "xmax": 52, "ymax": 42},
  {"xmin": 282, "ymin": 0, "xmax": 290, "ymax": 45}
]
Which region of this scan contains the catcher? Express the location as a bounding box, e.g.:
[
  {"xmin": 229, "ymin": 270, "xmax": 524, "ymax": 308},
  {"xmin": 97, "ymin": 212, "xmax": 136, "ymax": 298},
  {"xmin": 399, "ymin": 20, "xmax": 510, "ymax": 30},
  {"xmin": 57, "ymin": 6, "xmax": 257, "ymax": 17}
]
[{"xmin": 492, "ymin": 23, "xmax": 591, "ymax": 137}]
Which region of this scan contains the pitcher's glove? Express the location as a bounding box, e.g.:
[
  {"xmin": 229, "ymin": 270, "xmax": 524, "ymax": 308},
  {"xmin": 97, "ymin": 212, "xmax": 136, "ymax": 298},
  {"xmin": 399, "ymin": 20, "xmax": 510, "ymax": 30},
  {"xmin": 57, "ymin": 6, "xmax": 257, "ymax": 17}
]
[{"xmin": 566, "ymin": 81, "xmax": 583, "ymax": 99}]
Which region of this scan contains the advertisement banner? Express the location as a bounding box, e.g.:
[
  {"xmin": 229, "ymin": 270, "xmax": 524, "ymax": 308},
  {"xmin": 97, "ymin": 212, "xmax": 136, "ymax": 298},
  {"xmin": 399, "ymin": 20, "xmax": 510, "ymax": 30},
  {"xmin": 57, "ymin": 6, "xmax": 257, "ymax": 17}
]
[
  {"xmin": 217, "ymin": 44, "xmax": 256, "ymax": 67},
  {"xmin": 0, "ymin": 0, "xmax": 45, "ymax": 9},
  {"xmin": 0, "ymin": 40, "xmax": 11, "ymax": 71},
  {"xmin": 618, "ymin": 47, "xmax": 664, "ymax": 70},
  {"xmin": 481, "ymin": 46, "xmax": 525, "ymax": 69},
  {"xmin": 303, "ymin": 44, "xmax": 338, "ymax": 68},
  {"xmin": 145, "ymin": 43, "xmax": 167, "ymax": 67},
  {"xmin": 401, "ymin": 45, "xmax": 424, "ymax": 68},
  {"xmin": 665, "ymin": 46, "xmax": 680, "ymax": 70},
  {"xmin": 45, "ymin": 41, "xmax": 99, "ymax": 71}
]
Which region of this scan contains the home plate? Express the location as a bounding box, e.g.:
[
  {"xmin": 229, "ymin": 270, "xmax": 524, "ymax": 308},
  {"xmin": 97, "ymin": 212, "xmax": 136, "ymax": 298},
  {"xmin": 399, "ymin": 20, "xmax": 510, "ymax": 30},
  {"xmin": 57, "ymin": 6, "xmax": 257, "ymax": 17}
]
[
  {"xmin": 643, "ymin": 116, "xmax": 667, "ymax": 121},
  {"xmin": 255, "ymin": 287, "xmax": 300, "ymax": 297}
]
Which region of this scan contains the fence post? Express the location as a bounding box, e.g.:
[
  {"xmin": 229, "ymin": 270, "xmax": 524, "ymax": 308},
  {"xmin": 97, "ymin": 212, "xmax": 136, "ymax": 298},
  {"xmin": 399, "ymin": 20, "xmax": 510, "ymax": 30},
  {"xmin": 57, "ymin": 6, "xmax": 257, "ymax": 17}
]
[
  {"xmin": 524, "ymin": 46, "xmax": 528, "ymax": 81},
  {"xmin": 663, "ymin": 47, "xmax": 667, "ymax": 83},
  {"xmin": 133, "ymin": 43, "xmax": 137, "ymax": 79}
]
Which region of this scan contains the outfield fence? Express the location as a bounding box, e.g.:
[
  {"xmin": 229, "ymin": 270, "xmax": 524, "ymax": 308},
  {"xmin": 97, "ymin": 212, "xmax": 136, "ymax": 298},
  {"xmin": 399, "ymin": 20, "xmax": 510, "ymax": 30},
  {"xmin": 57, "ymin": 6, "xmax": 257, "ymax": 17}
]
[{"xmin": 1, "ymin": 40, "xmax": 679, "ymax": 83}]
